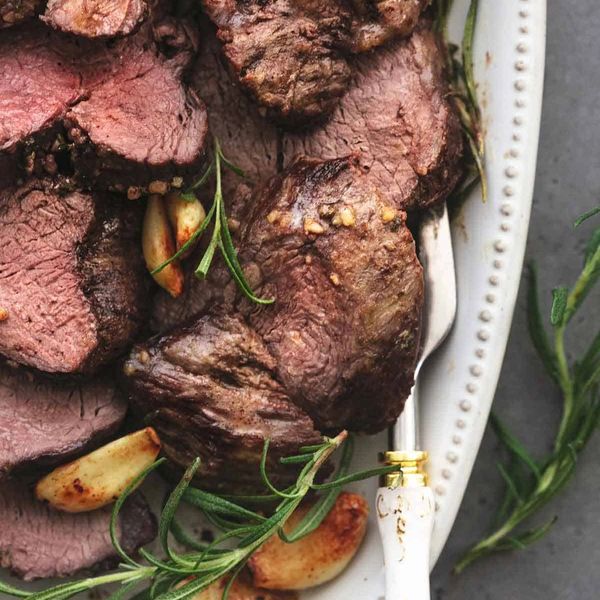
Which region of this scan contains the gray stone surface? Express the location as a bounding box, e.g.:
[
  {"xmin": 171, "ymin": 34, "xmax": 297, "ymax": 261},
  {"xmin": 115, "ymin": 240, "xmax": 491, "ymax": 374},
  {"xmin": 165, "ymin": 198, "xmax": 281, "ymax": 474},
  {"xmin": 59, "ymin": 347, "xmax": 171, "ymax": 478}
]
[{"xmin": 431, "ymin": 1, "xmax": 600, "ymax": 598}]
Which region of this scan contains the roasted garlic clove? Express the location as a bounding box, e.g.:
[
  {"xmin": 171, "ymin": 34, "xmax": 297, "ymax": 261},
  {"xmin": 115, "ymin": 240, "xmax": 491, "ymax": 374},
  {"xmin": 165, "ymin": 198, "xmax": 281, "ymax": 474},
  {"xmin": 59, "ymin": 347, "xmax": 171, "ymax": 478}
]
[
  {"xmin": 35, "ymin": 428, "xmax": 161, "ymax": 513},
  {"xmin": 166, "ymin": 191, "xmax": 206, "ymax": 253},
  {"xmin": 248, "ymin": 492, "xmax": 369, "ymax": 590},
  {"xmin": 143, "ymin": 194, "xmax": 184, "ymax": 297}
]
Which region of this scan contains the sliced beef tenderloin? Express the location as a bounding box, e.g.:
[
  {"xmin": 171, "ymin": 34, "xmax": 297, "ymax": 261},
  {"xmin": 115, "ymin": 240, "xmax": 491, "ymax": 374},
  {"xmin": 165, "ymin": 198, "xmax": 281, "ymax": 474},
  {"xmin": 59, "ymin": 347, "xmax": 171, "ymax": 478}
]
[
  {"xmin": 0, "ymin": 180, "xmax": 148, "ymax": 374},
  {"xmin": 0, "ymin": 21, "xmax": 207, "ymax": 190},
  {"xmin": 42, "ymin": 0, "xmax": 148, "ymax": 39},
  {"xmin": 0, "ymin": 363, "xmax": 126, "ymax": 478},
  {"xmin": 0, "ymin": 23, "xmax": 83, "ymax": 187},
  {"xmin": 0, "ymin": 481, "xmax": 155, "ymax": 581},
  {"xmin": 121, "ymin": 312, "xmax": 322, "ymax": 493},
  {"xmin": 349, "ymin": 0, "xmax": 431, "ymax": 52},
  {"xmin": 282, "ymin": 23, "xmax": 463, "ymax": 211},
  {"xmin": 200, "ymin": 0, "xmax": 353, "ymax": 127},
  {"xmin": 191, "ymin": 19, "xmax": 279, "ymax": 196},
  {"xmin": 66, "ymin": 24, "xmax": 208, "ymax": 191},
  {"xmin": 236, "ymin": 157, "xmax": 424, "ymax": 433}
]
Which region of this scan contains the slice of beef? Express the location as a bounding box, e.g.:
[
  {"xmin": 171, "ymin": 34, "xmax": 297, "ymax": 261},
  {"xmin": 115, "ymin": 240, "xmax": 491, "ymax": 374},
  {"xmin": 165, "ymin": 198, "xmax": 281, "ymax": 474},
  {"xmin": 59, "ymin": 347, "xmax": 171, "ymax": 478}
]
[
  {"xmin": 282, "ymin": 23, "xmax": 463, "ymax": 211},
  {"xmin": 235, "ymin": 157, "xmax": 423, "ymax": 433},
  {"xmin": 66, "ymin": 24, "xmax": 208, "ymax": 191},
  {"xmin": 42, "ymin": 0, "xmax": 148, "ymax": 38},
  {"xmin": 0, "ymin": 23, "xmax": 83, "ymax": 187},
  {"xmin": 191, "ymin": 19, "xmax": 279, "ymax": 196},
  {"xmin": 0, "ymin": 363, "xmax": 126, "ymax": 478},
  {"xmin": 0, "ymin": 481, "xmax": 156, "ymax": 580},
  {"xmin": 0, "ymin": 0, "xmax": 43, "ymax": 28},
  {"xmin": 0, "ymin": 21, "xmax": 207, "ymax": 190},
  {"xmin": 349, "ymin": 0, "xmax": 431, "ymax": 52},
  {"xmin": 121, "ymin": 312, "xmax": 322, "ymax": 493},
  {"xmin": 0, "ymin": 180, "xmax": 148, "ymax": 374},
  {"xmin": 200, "ymin": 0, "xmax": 353, "ymax": 127}
]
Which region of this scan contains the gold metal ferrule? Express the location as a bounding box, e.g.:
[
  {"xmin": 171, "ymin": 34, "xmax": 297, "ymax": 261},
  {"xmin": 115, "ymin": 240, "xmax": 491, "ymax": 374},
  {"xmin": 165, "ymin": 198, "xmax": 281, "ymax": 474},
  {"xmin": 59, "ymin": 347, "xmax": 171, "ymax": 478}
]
[{"xmin": 381, "ymin": 450, "xmax": 429, "ymax": 488}]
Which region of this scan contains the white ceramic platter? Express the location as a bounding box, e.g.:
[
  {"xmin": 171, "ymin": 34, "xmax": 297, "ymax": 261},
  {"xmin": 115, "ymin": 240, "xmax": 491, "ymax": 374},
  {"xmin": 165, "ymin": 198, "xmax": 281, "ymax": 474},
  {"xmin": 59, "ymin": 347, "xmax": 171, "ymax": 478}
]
[
  {"xmin": 303, "ymin": 1, "xmax": 547, "ymax": 598},
  {"xmin": 0, "ymin": 1, "xmax": 546, "ymax": 598}
]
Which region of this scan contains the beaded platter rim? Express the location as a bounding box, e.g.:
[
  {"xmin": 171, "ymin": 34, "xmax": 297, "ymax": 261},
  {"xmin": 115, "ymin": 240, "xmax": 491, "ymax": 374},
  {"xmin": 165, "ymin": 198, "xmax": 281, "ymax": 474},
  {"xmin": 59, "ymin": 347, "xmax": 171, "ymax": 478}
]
[
  {"xmin": 425, "ymin": 0, "xmax": 548, "ymax": 565},
  {"xmin": 303, "ymin": 1, "xmax": 547, "ymax": 597}
]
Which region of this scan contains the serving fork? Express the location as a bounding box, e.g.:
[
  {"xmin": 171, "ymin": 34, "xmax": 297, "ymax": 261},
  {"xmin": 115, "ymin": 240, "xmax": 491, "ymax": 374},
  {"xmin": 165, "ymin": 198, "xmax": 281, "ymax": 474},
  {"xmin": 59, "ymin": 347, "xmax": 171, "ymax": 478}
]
[{"xmin": 376, "ymin": 203, "xmax": 457, "ymax": 600}]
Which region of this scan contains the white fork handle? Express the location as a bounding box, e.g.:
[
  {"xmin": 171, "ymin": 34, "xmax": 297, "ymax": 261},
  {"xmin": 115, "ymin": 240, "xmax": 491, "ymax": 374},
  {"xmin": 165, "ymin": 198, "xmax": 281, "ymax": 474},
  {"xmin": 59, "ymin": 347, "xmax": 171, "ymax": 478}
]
[{"xmin": 376, "ymin": 486, "xmax": 435, "ymax": 600}]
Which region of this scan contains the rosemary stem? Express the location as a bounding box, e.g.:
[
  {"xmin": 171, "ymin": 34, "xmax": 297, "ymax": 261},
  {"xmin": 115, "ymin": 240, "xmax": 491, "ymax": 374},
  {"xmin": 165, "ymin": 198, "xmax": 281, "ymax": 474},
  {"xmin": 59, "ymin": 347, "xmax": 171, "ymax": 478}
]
[
  {"xmin": 455, "ymin": 486, "xmax": 543, "ymax": 573},
  {"xmin": 454, "ymin": 500, "xmax": 534, "ymax": 573},
  {"xmin": 456, "ymin": 435, "xmax": 583, "ymax": 574},
  {"xmin": 36, "ymin": 566, "xmax": 158, "ymax": 599},
  {"xmin": 553, "ymin": 324, "xmax": 574, "ymax": 450},
  {"xmin": 89, "ymin": 567, "xmax": 157, "ymax": 586},
  {"xmin": 554, "ymin": 240, "xmax": 599, "ymax": 448},
  {"xmin": 565, "ymin": 244, "xmax": 600, "ymax": 321}
]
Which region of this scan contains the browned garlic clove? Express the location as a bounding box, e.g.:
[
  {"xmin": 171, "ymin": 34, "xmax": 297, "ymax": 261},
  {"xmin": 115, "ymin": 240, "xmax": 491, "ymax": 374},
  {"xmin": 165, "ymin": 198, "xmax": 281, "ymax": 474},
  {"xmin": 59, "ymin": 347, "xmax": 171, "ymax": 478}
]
[
  {"xmin": 248, "ymin": 492, "xmax": 369, "ymax": 590},
  {"xmin": 35, "ymin": 428, "xmax": 161, "ymax": 513},
  {"xmin": 143, "ymin": 194, "xmax": 185, "ymax": 297},
  {"xmin": 166, "ymin": 191, "xmax": 206, "ymax": 254}
]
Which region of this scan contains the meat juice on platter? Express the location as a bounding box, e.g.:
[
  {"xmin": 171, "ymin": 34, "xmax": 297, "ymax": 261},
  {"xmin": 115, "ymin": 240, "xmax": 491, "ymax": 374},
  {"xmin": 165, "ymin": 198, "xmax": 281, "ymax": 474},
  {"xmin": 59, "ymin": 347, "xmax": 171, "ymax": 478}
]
[{"xmin": 0, "ymin": 0, "xmax": 468, "ymax": 592}]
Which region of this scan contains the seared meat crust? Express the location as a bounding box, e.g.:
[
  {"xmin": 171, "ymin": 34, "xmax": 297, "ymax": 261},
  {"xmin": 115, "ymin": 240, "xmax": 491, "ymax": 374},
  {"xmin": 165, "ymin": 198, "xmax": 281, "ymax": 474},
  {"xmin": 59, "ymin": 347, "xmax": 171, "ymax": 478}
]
[
  {"xmin": 201, "ymin": 0, "xmax": 353, "ymax": 127},
  {"xmin": 350, "ymin": 0, "xmax": 431, "ymax": 52},
  {"xmin": 121, "ymin": 312, "xmax": 322, "ymax": 492},
  {"xmin": 283, "ymin": 22, "xmax": 463, "ymax": 210},
  {"xmin": 43, "ymin": 0, "xmax": 148, "ymax": 39},
  {"xmin": 143, "ymin": 157, "xmax": 423, "ymax": 443},
  {"xmin": 238, "ymin": 157, "xmax": 424, "ymax": 432},
  {"xmin": 199, "ymin": 0, "xmax": 431, "ymax": 125},
  {"xmin": 0, "ymin": 0, "xmax": 43, "ymax": 27},
  {"xmin": 0, "ymin": 0, "xmax": 148, "ymax": 37}
]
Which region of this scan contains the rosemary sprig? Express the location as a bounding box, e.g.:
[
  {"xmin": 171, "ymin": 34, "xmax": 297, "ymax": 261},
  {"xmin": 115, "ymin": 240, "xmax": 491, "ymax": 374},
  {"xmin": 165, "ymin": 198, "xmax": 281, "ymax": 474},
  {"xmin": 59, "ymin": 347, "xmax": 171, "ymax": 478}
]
[
  {"xmin": 436, "ymin": 0, "xmax": 487, "ymax": 202},
  {"xmin": 455, "ymin": 208, "xmax": 600, "ymax": 572},
  {"xmin": 2, "ymin": 432, "xmax": 404, "ymax": 600},
  {"xmin": 151, "ymin": 139, "xmax": 273, "ymax": 306}
]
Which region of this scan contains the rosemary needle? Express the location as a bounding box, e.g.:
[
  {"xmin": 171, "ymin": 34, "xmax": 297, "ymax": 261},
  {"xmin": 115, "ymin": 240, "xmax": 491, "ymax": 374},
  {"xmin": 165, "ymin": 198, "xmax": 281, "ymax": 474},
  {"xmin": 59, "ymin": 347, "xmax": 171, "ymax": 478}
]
[
  {"xmin": 436, "ymin": 0, "xmax": 487, "ymax": 203},
  {"xmin": 151, "ymin": 138, "xmax": 273, "ymax": 306}
]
